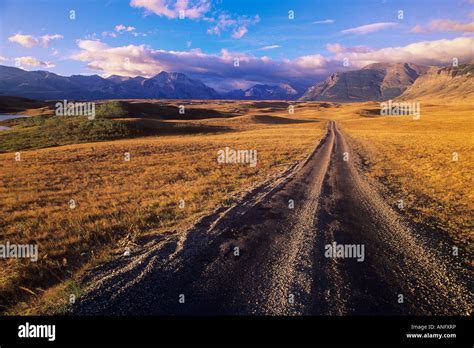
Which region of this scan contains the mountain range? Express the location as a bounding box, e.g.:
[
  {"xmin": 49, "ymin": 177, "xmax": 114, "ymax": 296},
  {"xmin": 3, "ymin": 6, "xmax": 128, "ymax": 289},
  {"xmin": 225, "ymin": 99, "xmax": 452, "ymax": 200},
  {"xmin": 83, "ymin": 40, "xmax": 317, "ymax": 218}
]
[
  {"xmin": 0, "ymin": 62, "xmax": 472, "ymax": 102},
  {"xmin": 0, "ymin": 66, "xmax": 220, "ymax": 100},
  {"xmin": 0, "ymin": 65, "xmax": 305, "ymax": 101}
]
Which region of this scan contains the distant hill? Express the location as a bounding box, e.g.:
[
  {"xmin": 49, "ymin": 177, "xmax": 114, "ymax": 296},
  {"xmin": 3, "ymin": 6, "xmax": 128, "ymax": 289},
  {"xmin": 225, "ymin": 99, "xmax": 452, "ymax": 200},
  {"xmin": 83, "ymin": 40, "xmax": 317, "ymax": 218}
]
[
  {"xmin": 0, "ymin": 65, "xmax": 220, "ymax": 100},
  {"xmin": 299, "ymin": 63, "xmax": 430, "ymax": 102},
  {"xmin": 223, "ymin": 83, "xmax": 300, "ymax": 100},
  {"xmin": 398, "ymin": 62, "xmax": 474, "ymax": 101}
]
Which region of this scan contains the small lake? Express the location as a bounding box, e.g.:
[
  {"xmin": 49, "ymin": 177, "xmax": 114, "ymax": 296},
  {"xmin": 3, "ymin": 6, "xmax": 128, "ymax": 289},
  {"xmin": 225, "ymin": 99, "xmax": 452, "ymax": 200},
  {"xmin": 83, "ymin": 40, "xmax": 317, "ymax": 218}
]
[
  {"xmin": 0, "ymin": 114, "xmax": 30, "ymax": 131},
  {"xmin": 0, "ymin": 114, "xmax": 30, "ymax": 121}
]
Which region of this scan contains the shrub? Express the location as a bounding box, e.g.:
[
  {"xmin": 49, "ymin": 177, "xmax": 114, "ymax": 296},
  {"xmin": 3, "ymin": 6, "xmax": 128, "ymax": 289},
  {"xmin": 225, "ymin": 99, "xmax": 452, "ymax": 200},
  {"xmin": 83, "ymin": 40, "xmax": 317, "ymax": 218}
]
[{"xmin": 95, "ymin": 101, "xmax": 129, "ymax": 119}]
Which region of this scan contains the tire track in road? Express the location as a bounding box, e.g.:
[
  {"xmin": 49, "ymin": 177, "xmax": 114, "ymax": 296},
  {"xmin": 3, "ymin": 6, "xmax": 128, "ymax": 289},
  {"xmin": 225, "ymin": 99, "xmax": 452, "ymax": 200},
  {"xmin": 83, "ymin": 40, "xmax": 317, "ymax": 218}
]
[{"xmin": 71, "ymin": 121, "xmax": 471, "ymax": 316}]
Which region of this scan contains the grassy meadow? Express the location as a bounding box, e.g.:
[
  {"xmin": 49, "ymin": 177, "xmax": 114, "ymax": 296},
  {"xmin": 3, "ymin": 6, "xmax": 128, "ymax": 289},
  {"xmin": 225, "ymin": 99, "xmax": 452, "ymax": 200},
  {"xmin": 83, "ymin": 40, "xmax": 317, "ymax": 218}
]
[{"xmin": 0, "ymin": 101, "xmax": 325, "ymax": 314}]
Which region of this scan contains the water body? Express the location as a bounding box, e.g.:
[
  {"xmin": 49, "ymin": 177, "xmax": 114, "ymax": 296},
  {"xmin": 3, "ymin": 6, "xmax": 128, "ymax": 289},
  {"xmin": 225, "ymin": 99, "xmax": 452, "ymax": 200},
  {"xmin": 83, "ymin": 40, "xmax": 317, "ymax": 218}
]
[{"xmin": 0, "ymin": 114, "xmax": 29, "ymax": 131}]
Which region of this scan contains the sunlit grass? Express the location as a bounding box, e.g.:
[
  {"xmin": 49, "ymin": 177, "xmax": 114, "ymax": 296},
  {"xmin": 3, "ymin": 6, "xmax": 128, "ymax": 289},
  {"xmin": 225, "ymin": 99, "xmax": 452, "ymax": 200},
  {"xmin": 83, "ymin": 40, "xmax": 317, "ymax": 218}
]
[
  {"xmin": 332, "ymin": 101, "xmax": 473, "ymax": 251},
  {"xmin": 0, "ymin": 103, "xmax": 325, "ymax": 314}
]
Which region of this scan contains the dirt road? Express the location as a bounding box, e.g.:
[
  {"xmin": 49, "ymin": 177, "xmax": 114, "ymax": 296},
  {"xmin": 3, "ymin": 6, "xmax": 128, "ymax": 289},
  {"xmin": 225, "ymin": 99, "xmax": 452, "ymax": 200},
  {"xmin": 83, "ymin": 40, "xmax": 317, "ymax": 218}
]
[{"xmin": 71, "ymin": 121, "xmax": 472, "ymax": 315}]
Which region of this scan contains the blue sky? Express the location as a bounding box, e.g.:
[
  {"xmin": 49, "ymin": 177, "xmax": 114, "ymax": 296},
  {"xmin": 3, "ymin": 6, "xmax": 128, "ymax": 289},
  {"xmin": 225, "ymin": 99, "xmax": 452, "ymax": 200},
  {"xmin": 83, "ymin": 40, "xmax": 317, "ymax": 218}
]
[{"xmin": 0, "ymin": 0, "xmax": 473, "ymax": 91}]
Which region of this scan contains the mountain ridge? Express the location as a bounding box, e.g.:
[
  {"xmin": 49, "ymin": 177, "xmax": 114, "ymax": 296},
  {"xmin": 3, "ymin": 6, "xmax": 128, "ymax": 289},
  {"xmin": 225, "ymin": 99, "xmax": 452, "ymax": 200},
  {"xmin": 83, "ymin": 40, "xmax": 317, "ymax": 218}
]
[
  {"xmin": 398, "ymin": 62, "xmax": 474, "ymax": 101},
  {"xmin": 299, "ymin": 62, "xmax": 430, "ymax": 102}
]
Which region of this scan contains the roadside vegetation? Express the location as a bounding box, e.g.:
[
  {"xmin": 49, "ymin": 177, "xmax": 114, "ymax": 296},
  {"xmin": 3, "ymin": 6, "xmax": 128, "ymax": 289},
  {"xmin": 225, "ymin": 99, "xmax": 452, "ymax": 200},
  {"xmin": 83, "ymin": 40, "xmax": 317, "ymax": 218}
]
[{"xmin": 0, "ymin": 116, "xmax": 143, "ymax": 152}]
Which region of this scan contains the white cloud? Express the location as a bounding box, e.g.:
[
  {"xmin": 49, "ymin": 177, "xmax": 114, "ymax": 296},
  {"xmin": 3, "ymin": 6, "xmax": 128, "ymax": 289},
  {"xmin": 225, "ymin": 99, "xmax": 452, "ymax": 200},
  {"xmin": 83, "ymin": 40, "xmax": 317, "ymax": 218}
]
[
  {"xmin": 342, "ymin": 22, "xmax": 398, "ymax": 34},
  {"xmin": 232, "ymin": 26, "xmax": 248, "ymax": 39},
  {"xmin": 102, "ymin": 31, "xmax": 118, "ymax": 38},
  {"xmin": 115, "ymin": 24, "xmax": 136, "ymax": 32},
  {"xmin": 70, "ymin": 37, "xmax": 474, "ymax": 91},
  {"xmin": 130, "ymin": 0, "xmax": 211, "ymax": 19},
  {"xmin": 41, "ymin": 34, "xmax": 63, "ymax": 48},
  {"xmin": 312, "ymin": 19, "xmax": 334, "ymax": 24},
  {"xmin": 8, "ymin": 33, "xmax": 63, "ymax": 48},
  {"xmin": 325, "ymin": 43, "xmax": 344, "ymax": 53},
  {"xmin": 71, "ymin": 39, "xmax": 328, "ymax": 87},
  {"xmin": 130, "ymin": 1, "xmax": 258, "ymax": 39},
  {"xmin": 207, "ymin": 14, "xmax": 235, "ymax": 35},
  {"xmin": 15, "ymin": 56, "xmax": 55, "ymax": 68},
  {"xmin": 72, "ymin": 40, "xmax": 166, "ymax": 77},
  {"xmin": 326, "ymin": 43, "xmax": 372, "ymax": 54},
  {"xmin": 131, "ymin": 32, "xmax": 147, "ymax": 37},
  {"xmin": 412, "ymin": 20, "xmax": 474, "ymax": 33},
  {"xmin": 330, "ymin": 37, "xmax": 474, "ymax": 67},
  {"xmin": 8, "ymin": 34, "xmax": 38, "ymax": 48},
  {"xmin": 259, "ymin": 45, "xmax": 281, "ymax": 50},
  {"xmin": 207, "ymin": 14, "xmax": 260, "ymax": 39},
  {"xmin": 103, "ymin": 25, "xmax": 141, "ymax": 38}
]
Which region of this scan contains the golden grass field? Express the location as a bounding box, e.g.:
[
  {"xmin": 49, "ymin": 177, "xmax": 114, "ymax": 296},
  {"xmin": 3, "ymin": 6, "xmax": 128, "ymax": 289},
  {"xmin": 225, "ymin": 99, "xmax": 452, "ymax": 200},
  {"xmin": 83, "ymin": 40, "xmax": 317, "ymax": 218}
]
[
  {"xmin": 0, "ymin": 102, "xmax": 326, "ymax": 314},
  {"xmin": 0, "ymin": 98, "xmax": 472, "ymax": 314}
]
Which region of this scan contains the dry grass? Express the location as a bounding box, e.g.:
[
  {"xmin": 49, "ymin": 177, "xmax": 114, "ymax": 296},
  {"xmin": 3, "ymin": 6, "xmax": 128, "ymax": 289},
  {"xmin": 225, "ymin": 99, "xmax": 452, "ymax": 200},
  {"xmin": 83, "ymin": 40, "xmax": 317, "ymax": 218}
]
[
  {"xmin": 0, "ymin": 102, "xmax": 325, "ymax": 314},
  {"xmin": 328, "ymin": 101, "xmax": 474, "ymax": 254}
]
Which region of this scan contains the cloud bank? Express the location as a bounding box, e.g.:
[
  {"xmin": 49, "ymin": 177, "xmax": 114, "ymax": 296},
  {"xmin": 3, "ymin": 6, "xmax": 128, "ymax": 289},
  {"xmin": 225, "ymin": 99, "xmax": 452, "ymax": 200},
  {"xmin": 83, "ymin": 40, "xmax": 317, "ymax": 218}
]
[{"xmin": 70, "ymin": 37, "xmax": 474, "ymax": 91}]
